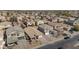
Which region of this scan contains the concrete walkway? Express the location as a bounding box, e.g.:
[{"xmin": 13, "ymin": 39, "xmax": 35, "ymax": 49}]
[{"xmin": 0, "ymin": 30, "xmax": 4, "ymax": 49}]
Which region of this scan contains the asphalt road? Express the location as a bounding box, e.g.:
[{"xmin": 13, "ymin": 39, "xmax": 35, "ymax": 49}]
[{"xmin": 38, "ymin": 34, "xmax": 79, "ymax": 49}]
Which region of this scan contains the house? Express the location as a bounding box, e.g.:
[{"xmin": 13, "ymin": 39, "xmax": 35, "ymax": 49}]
[
  {"xmin": 57, "ymin": 17, "xmax": 65, "ymax": 23},
  {"xmin": 38, "ymin": 24, "xmax": 53, "ymax": 35},
  {"xmin": 64, "ymin": 17, "xmax": 76, "ymax": 26},
  {"xmin": 35, "ymin": 19, "xmax": 44, "ymax": 26},
  {"xmin": 64, "ymin": 19, "xmax": 75, "ymax": 26},
  {"xmin": 51, "ymin": 16, "xmax": 58, "ymax": 23},
  {"xmin": 0, "ymin": 22, "xmax": 11, "ymax": 30},
  {"xmin": 48, "ymin": 22, "xmax": 71, "ymax": 34},
  {"xmin": 0, "ymin": 15, "xmax": 6, "ymax": 22},
  {"xmin": 24, "ymin": 27, "xmax": 43, "ymax": 40},
  {"xmin": 51, "ymin": 16, "xmax": 64, "ymax": 23},
  {"xmin": 68, "ymin": 11, "xmax": 79, "ymax": 17},
  {"xmin": 26, "ymin": 19, "xmax": 35, "ymax": 26},
  {"xmin": 5, "ymin": 26, "xmax": 26, "ymax": 46}
]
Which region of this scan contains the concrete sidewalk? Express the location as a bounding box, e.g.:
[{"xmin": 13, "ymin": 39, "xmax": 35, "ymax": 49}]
[{"xmin": 0, "ymin": 30, "xmax": 4, "ymax": 49}]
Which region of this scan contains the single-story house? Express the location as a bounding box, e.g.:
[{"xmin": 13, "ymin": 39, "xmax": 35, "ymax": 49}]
[
  {"xmin": 24, "ymin": 27, "xmax": 43, "ymax": 40},
  {"xmin": 0, "ymin": 22, "xmax": 11, "ymax": 30},
  {"xmin": 35, "ymin": 19, "xmax": 44, "ymax": 26},
  {"xmin": 38, "ymin": 24, "xmax": 53, "ymax": 35}
]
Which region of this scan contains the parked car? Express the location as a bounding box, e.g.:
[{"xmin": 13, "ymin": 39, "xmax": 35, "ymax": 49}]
[
  {"xmin": 64, "ymin": 34, "xmax": 71, "ymax": 40},
  {"xmin": 64, "ymin": 36, "xmax": 70, "ymax": 39}
]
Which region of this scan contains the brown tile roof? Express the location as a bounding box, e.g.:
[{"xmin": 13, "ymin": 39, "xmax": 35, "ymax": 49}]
[{"xmin": 24, "ymin": 27, "xmax": 43, "ymax": 38}]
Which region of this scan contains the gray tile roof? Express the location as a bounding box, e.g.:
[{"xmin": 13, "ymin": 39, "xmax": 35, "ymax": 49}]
[
  {"xmin": 38, "ymin": 24, "xmax": 53, "ymax": 30},
  {"xmin": 6, "ymin": 26, "xmax": 24, "ymax": 35}
]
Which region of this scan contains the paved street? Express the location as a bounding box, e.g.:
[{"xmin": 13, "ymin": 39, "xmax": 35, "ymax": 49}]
[{"xmin": 38, "ymin": 34, "xmax": 79, "ymax": 49}]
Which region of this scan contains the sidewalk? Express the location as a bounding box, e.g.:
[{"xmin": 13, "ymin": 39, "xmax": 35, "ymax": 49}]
[{"xmin": 0, "ymin": 30, "xmax": 4, "ymax": 49}]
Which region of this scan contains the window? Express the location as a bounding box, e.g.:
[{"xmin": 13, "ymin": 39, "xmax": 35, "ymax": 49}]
[
  {"xmin": 11, "ymin": 33, "xmax": 16, "ymax": 36},
  {"xmin": 18, "ymin": 36, "xmax": 25, "ymax": 40},
  {"xmin": 17, "ymin": 33, "xmax": 19, "ymax": 36}
]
